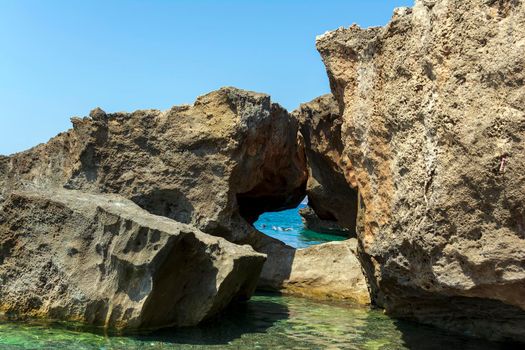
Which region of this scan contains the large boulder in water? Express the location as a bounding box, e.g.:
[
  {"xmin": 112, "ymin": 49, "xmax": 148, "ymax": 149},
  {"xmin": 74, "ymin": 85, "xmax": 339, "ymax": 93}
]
[
  {"xmin": 249, "ymin": 229, "xmax": 369, "ymax": 303},
  {"xmin": 0, "ymin": 189, "xmax": 265, "ymax": 329},
  {"xmin": 316, "ymin": 0, "xmax": 525, "ymax": 341}
]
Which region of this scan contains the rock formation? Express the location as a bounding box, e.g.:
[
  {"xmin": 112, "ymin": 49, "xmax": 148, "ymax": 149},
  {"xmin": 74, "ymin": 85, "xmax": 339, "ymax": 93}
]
[
  {"xmin": 0, "ymin": 87, "xmax": 309, "ymax": 328},
  {"xmin": 1, "ymin": 87, "xmax": 307, "ymax": 242},
  {"xmin": 298, "ymin": 207, "xmax": 350, "ymax": 236},
  {"xmin": 250, "ymin": 230, "xmax": 369, "ymax": 303},
  {"xmin": 293, "ymin": 94, "xmax": 358, "ymax": 235},
  {"xmin": 316, "ymin": 0, "xmax": 525, "ymax": 341},
  {"xmin": 0, "ymin": 189, "xmax": 265, "ymax": 329},
  {"xmin": 0, "ymin": 87, "xmax": 311, "ymax": 293},
  {"xmin": 1, "ymin": 84, "xmax": 372, "ymax": 312},
  {"xmin": 280, "ymin": 239, "xmax": 370, "ymax": 303}
]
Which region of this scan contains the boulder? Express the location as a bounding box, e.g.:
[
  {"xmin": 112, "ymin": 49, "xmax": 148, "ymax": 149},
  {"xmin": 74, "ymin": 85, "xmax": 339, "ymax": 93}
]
[
  {"xmin": 0, "ymin": 189, "xmax": 265, "ymax": 329},
  {"xmin": 293, "ymin": 94, "xmax": 358, "ymax": 234},
  {"xmin": 248, "ymin": 229, "xmax": 369, "ymax": 304},
  {"xmin": 316, "ymin": 0, "xmax": 525, "ymax": 341}
]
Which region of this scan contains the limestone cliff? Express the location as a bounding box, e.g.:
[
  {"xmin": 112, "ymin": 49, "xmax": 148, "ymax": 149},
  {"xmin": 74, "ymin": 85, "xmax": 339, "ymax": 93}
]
[{"xmin": 316, "ymin": 0, "xmax": 525, "ymax": 341}]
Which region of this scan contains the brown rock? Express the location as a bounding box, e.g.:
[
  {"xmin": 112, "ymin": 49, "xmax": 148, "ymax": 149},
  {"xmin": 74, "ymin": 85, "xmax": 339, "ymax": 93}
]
[
  {"xmin": 0, "ymin": 189, "xmax": 265, "ymax": 329},
  {"xmin": 293, "ymin": 94, "xmax": 358, "ymax": 234},
  {"xmin": 316, "ymin": 0, "xmax": 525, "ymax": 341},
  {"xmin": 299, "ymin": 206, "xmax": 351, "ymax": 236},
  {"xmin": 282, "ymin": 239, "xmax": 370, "ymax": 304},
  {"xmin": 0, "ymin": 87, "xmax": 311, "ymax": 303},
  {"xmin": 2, "ymin": 87, "xmax": 307, "ymax": 243},
  {"xmin": 247, "ymin": 230, "xmax": 369, "ymax": 303}
]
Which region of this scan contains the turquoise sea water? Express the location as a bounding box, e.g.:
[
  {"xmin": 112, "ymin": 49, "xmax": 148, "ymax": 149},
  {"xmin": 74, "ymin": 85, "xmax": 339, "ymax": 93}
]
[
  {"xmin": 254, "ymin": 204, "xmax": 346, "ymax": 248},
  {"xmin": 0, "ymin": 293, "xmax": 507, "ymax": 350}
]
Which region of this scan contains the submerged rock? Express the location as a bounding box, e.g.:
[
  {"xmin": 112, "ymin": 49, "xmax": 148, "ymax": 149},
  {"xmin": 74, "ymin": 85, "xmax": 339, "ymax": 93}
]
[
  {"xmin": 0, "ymin": 189, "xmax": 265, "ymax": 329},
  {"xmin": 316, "ymin": 0, "xmax": 525, "ymax": 341}
]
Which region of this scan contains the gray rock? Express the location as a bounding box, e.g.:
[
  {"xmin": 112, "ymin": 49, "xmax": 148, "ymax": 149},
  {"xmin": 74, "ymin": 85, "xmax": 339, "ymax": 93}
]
[{"xmin": 0, "ymin": 189, "xmax": 265, "ymax": 330}]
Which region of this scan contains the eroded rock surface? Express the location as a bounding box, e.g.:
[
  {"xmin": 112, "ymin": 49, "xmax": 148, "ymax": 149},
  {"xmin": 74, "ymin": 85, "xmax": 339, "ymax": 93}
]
[
  {"xmin": 293, "ymin": 94, "xmax": 358, "ymax": 235},
  {"xmin": 0, "ymin": 189, "xmax": 265, "ymax": 329},
  {"xmin": 317, "ymin": 0, "xmax": 525, "ymax": 341},
  {"xmin": 1, "ymin": 87, "xmax": 307, "ymax": 242},
  {"xmin": 0, "ymin": 87, "xmax": 315, "ymax": 304},
  {"xmin": 252, "ymin": 232, "xmax": 369, "ymax": 303},
  {"xmin": 299, "ymin": 206, "xmax": 350, "ymax": 236},
  {"xmin": 284, "ymin": 239, "xmax": 369, "ymax": 304}
]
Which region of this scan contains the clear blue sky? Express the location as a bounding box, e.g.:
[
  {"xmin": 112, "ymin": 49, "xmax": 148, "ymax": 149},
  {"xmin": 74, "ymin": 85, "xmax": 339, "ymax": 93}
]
[{"xmin": 0, "ymin": 0, "xmax": 413, "ymax": 155}]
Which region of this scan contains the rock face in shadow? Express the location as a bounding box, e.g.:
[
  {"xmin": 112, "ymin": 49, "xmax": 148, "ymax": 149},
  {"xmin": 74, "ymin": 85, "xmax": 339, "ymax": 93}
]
[
  {"xmin": 1, "ymin": 87, "xmax": 307, "ymax": 243},
  {"xmin": 293, "ymin": 94, "xmax": 358, "ymax": 235},
  {"xmin": 0, "ymin": 189, "xmax": 265, "ymax": 329},
  {"xmin": 299, "ymin": 206, "xmax": 350, "ymax": 236},
  {"xmin": 316, "ymin": 0, "xmax": 525, "ymax": 342}
]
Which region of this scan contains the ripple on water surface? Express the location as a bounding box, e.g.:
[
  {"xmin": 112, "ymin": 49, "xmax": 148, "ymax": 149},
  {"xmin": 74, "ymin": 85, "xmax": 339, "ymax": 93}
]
[{"xmin": 0, "ymin": 294, "xmax": 509, "ymax": 350}]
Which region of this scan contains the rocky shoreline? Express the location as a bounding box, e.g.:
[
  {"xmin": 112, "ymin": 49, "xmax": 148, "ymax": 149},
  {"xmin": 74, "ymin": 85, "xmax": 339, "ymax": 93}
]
[{"xmin": 1, "ymin": 0, "xmax": 524, "ymax": 343}]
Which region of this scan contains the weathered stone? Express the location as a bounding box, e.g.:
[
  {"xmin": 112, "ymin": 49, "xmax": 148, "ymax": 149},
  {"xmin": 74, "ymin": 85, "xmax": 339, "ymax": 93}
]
[
  {"xmin": 0, "ymin": 189, "xmax": 265, "ymax": 329},
  {"xmin": 283, "ymin": 239, "xmax": 370, "ymax": 304},
  {"xmin": 2, "ymin": 87, "xmax": 307, "ymax": 243},
  {"xmin": 317, "ymin": 0, "xmax": 525, "ymax": 341},
  {"xmin": 299, "ymin": 206, "xmax": 350, "ymax": 236},
  {"xmin": 249, "ymin": 229, "xmax": 369, "ymax": 303},
  {"xmin": 293, "ymin": 94, "xmax": 358, "ymax": 234},
  {"xmin": 1, "ymin": 88, "xmax": 309, "ymax": 295}
]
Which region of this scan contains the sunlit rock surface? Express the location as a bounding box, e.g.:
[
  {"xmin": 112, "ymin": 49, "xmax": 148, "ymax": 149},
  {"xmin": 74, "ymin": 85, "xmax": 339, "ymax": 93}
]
[
  {"xmin": 0, "ymin": 87, "xmax": 309, "ymax": 299},
  {"xmin": 0, "ymin": 189, "xmax": 265, "ymax": 329},
  {"xmin": 317, "ymin": 0, "xmax": 525, "ymax": 341},
  {"xmin": 281, "ymin": 239, "xmax": 370, "ymax": 304}
]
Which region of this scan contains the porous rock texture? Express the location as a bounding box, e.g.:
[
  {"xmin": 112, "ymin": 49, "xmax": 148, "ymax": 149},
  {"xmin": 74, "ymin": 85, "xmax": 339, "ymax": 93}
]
[
  {"xmin": 0, "ymin": 189, "xmax": 265, "ymax": 329},
  {"xmin": 1, "ymin": 87, "xmax": 307, "ymax": 242},
  {"xmin": 0, "ymin": 87, "xmax": 309, "ymax": 291},
  {"xmin": 3, "ymin": 88, "xmax": 370, "ymax": 304},
  {"xmin": 252, "ymin": 233, "xmax": 369, "ymax": 303},
  {"xmin": 280, "ymin": 239, "xmax": 370, "ymax": 304},
  {"xmin": 317, "ymin": 0, "xmax": 525, "ymax": 341},
  {"xmin": 293, "ymin": 94, "xmax": 358, "ymax": 235}
]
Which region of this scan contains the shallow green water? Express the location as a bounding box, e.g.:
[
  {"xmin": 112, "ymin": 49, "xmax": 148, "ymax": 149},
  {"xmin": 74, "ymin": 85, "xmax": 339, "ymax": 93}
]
[{"xmin": 0, "ymin": 293, "xmax": 507, "ymax": 350}]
